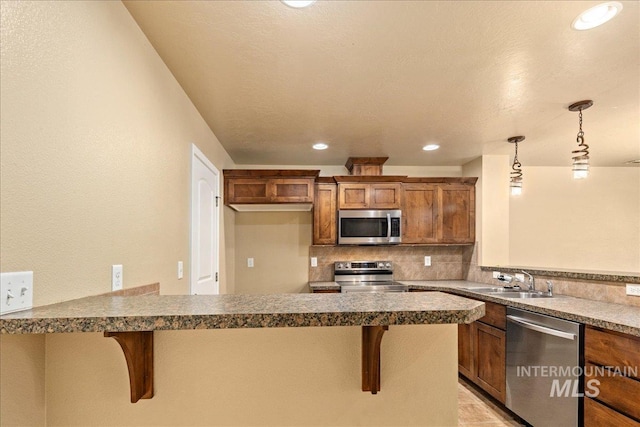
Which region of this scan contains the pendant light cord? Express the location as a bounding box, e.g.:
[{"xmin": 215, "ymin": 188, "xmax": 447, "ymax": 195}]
[{"xmin": 572, "ymin": 109, "xmax": 590, "ymax": 160}]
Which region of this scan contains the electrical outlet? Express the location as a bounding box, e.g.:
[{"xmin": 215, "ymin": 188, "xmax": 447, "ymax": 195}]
[
  {"xmin": 178, "ymin": 261, "xmax": 184, "ymax": 279},
  {"xmin": 111, "ymin": 265, "xmax": 123, "ymax": 291},
  {"xmin": 424, "ymin": 256, "xmax": 431, "ymax": 266},
  {"xmin": 492, "ymin": 271, "xmax": 501, "ymax": 278},
  {"xmin": 626, "ymin": 284, "xmax": 640, "ymax": 296},
  {"xmin": 515, "ymin": 273, "xmax": 525, "ymax": 282},
  {"xmin": 1, "ymin": 271, "xmax": 34, "ymax": 315},
  {"xmin": 247, "ymin": 258, "xmax": 254, "ymax": 268},
  {"xmin": 310, "ymin": 257, "xmax": 318, "ymax": 267}
]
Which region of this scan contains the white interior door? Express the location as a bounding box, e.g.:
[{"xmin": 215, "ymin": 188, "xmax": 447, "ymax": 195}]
[{"xmin": 190, "ymin": 144, "xmax": 220, "ymax": 295}]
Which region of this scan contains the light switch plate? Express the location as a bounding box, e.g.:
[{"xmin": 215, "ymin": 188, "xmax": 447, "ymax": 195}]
[
  {"xmin": 1, "ymin": 271, "xmax": 34, "ymax": 315},
  {"xmin": 310, "ymin": 257, "xmax": 318, "ymax": 267},
  {"xmin": 112, "ymin": 265, "xmax": 123, "ymax": 291},
  {"xmin": 515, "ymin": 273, "xmax": 525, "ymax": 282},
  {"xmin": 178, "ymin": 261, "xmax": 184, "ymax": 279},
  {"xmin": 247, "ymin": 258, "xmax": 254, "ymax": 268},
  {"xmin": 626, "ymin": 284, "xmax": 640, "ymax": 296},
  {"xmin": 424, "ymin": 256, "xmax": 431, "ymax": 266},
  {"xmin": 492, "ymin": 271, "xmax": 501, "ymax": 278}
]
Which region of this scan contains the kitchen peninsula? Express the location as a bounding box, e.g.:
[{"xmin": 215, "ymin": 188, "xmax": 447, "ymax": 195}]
[{"xmin": 1, "ymin": 291, "xmax": 484, "ymax": 426}]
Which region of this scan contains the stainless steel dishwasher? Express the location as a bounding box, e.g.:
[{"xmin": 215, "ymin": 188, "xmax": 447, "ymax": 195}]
[{"xmin": 506, "ymin": 307, "xmax": 583, "ymax": 426}]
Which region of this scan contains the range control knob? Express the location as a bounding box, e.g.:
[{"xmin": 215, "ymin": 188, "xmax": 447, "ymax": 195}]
[
  {"xmin": 378, "ymin": 262, "xmax": 385, "ymax": 268},
  {"xmin": 385, "ymin": 262, "xmax": 392, "ymax": 269},
  {"xmin": 336, "ymin": 263, "xmax": 343, "ymax": 269}
]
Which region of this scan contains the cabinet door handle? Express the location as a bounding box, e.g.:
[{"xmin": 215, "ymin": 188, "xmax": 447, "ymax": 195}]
[
  {"xmin": 387, "ymin": 213, "xmax": 391, "ymax": 242},
  {"xmin": 507, "ymin": 315, "xmax": 576, "ymax": 340}
]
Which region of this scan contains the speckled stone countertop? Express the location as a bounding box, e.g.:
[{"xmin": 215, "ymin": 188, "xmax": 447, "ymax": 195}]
[
  {"xmin": 0, "ymin": 292, "xmax": 485, "ymax": 334},
  {"xmin": 308, "ymin": 281, "xmax": 640, "ymax": 336},
  {"xmin": 399, "ymin": 281, "xmax": 640, "ymax": 337}
]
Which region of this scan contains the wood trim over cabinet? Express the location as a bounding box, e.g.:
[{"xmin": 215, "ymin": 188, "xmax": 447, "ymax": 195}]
[{"xmin": 345, "ymin": 157, "xmax": 389, "ymax": 176}]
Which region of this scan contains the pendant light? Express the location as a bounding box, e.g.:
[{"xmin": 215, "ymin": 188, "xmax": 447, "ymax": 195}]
[
  {"xmin": 508, "ymin": 136, "xmax": 525, "ymax": 196},
  {"xmin": 568, "ymin": 100, "xmax": 593, "ymax": 179}
]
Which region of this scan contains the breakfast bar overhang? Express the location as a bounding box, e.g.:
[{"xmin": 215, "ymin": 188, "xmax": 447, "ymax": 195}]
[{"xmin": 1, "ymin": 292, "xmax": 484, "ymax": 403}]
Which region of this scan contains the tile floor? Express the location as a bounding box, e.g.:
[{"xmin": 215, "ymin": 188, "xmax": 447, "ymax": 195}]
[{"xmin": 458, "ymin": 377, "xmax": 527, "ymax": 426}]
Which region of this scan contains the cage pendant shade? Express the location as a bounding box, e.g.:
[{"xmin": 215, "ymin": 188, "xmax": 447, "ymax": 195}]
[
  {"xmin": 508, "ymin": 136, "xmax": 525, "ymax": 196},
  {"xmin": 569, "ymin": 100, "xmax": 593, "ymax": 180}
]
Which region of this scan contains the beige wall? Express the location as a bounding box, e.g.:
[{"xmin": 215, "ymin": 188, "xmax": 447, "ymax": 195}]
[
  {"xmin": 0, "ymin": 1, "xmax": 235, "ymax": 425},
  {"xmin": 462, "ymin": 155, "xmax": 510, "ymax": 267},
  {"xmin": 44, "ymin": 325, "xmax": 458, "ymax": 426},
  {"xmin": 0, "ymin": 335, "xmax": 46, "ymax": 427},
  {"xmin": 233, "ymin": 211, "xmax": 312, "ymax": 294},
  {"xmin": 509, "ymin": 167, "xmax": 640, "ymax": 273}
]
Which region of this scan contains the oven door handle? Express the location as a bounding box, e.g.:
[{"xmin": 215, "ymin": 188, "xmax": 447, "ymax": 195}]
[
  {"xmin": 386, "ymin": 213, "xmax": 391, "ymax": 242},
  {"xmin": 507, "ymin": 315, "xmax": 576, "ymax": 340}
]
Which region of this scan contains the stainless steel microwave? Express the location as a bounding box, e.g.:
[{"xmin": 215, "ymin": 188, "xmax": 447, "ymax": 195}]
[{"xmin": 338, "ymin": 209, "xmax": 401, "ymax": 245}]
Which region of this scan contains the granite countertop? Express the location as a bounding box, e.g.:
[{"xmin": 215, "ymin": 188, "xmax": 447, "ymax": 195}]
[
  {"xmin": 308, "ymin": 280, "xmax": 640, "ymax": 337},
  {"xmin": 0, "ymin": 292, "xmax": 485, "ymax": 334}
]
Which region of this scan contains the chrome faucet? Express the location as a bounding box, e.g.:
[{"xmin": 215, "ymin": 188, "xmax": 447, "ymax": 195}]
[{"xmin": 522, "ymin": 270, "xmax": 535, "ymax": 291}]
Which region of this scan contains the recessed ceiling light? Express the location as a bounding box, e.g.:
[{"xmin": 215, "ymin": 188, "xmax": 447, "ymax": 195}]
[
  {"xmin": 572, "ymin": 2, "xmax": 623, "ymax": 30},
  {"xmin": 281, "ymin": 0, "xmax": 316, "ymax": 8},
  {"xmin": 422, "ymin": 144, "xmax": 440, "ymax": 151},
  {"xmin": 313, "ymin": 143, "xmax": 328, "ymax": 150}
]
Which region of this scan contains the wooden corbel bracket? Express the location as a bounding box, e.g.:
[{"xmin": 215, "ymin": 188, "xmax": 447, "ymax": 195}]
[
  {"xmin": 361, "ymin": 325, "xmax": 388, "ymax": 394},
  {"xmin": 104, "ymin": 331, "xmax": 154, "ymax": 403}
]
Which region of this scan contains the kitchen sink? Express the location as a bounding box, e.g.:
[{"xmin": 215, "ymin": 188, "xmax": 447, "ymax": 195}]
[
  {"xmin": 488, "ymin": 291, "xmax": 552, "ymax": 298},
  {"xmin": 464, "ymin": 287, "xmax": 553, "ymax": 298},
  {"xmin": 464, "ymin": 287, "xmax": 524, "ymax": 293}
]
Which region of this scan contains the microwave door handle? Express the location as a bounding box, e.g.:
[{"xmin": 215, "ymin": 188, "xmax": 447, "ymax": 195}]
[{"xmin": 387, "ymin": 213, "xmax": 391, "ymax": 242}]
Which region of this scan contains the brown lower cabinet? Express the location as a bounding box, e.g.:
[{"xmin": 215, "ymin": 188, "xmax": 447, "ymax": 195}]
[
  {"xmin": 584, "ymin": 326, "xmax": 640, "ymax": 426},
  {"xmin": 458, "ymin": 300, "xmax": 506, "ymax": 403}
]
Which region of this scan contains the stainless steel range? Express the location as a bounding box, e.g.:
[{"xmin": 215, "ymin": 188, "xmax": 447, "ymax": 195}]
[{"xmin": 335, "ymin": 261, "xmax": 408, "ymax": 293}]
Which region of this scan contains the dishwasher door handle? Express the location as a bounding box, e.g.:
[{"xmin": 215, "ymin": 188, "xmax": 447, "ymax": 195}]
[{"xmin": 506, "ymin": 315, "xmax": 577, "ymax": 340}]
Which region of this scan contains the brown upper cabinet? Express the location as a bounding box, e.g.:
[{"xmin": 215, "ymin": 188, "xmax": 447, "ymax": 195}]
[
  {"xmin": 402, "ymin": 178, "xmax": 477, "ymax": 244},
  {"xmin": 224, "ymin": 170, "xmax": 320, "ymax": 210},
  {"xmin": 334, "ymin": 176, "xmax": 404, "ymax": 210},
  {"xmin": 313, "ymin": 179, "xmax": 337, "ymax": 245}
]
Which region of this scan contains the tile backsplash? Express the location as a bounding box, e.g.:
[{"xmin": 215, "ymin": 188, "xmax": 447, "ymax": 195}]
[
  {"xmin": 310, "ymin": 244, "xmax": 640, "ymax": 307},
  {"xmin": 463, "ymin": 245, "xmax": 640, "ymax": 308},
  {"xmin": 309, "ymin": 245, "xmax": 472, "ymax": 282}
]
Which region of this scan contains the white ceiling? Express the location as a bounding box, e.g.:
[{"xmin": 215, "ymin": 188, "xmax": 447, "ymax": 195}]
[{"xmin": 123, "ymin": 0, "xmax": 640, "ymax": 167}]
